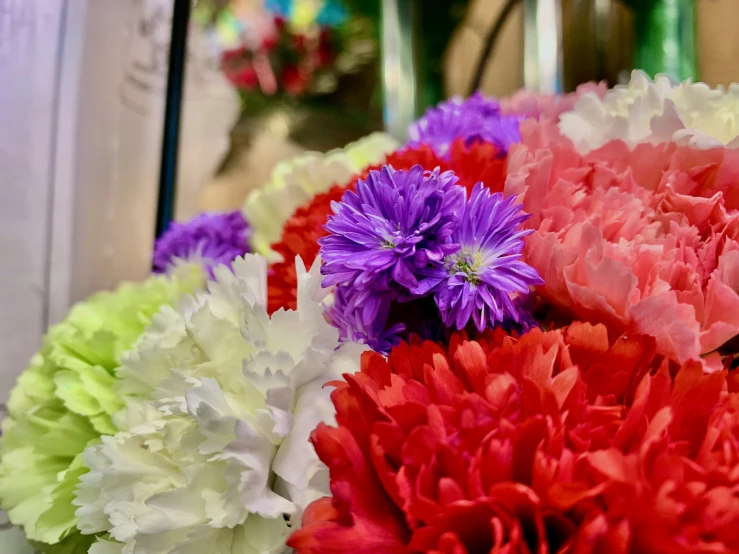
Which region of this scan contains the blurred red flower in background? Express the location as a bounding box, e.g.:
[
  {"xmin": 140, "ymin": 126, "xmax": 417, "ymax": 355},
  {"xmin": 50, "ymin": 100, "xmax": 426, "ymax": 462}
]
[
  {"xmin": 288, "ymin": 323, "xmax": 739, "ymax": 553},
  {"xmin": 282, "ymin": 65, "xmax": 309, "ymax": 95},
  {"xmin": 221, "ymin": 47, "xmax": 259, "ymax": 89}
]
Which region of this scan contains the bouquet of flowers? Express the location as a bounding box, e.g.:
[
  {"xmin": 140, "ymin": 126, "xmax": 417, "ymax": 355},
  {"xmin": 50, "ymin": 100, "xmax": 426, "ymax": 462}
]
[
  {"xmin": 5, "ymin": 71, "xmax": 739, "ymax": 553},
  {"xmin": 204, "ymin": 0, "xmax": 376, "ymax": 98}
]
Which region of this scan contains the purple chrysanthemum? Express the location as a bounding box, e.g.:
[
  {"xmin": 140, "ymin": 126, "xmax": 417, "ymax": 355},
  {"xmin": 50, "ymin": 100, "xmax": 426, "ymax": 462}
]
[
  {"xmin": 407, "ymin": 92, "xmax": 522, "ymax": 157},
  {"xmin": 327, "ymin": 286, "xmax": 452, "ymax": 355},
  {"xmin": 422, "ymin": 183, "xmax": 543, "ymax": 332},
  {"xmin": 327, "ymin": 286, "xmax": 405, "ymax": 355},
  {"xmin": 319, "ymin": 165, "xmax": 464, "ymax": 325},
  {"xmin": 152, "ymin": 211, "xmax": 251, "ymax": 278},
  {"xmin": 500, "ymin": 294, "xmax": 540, "ymax": 334}
]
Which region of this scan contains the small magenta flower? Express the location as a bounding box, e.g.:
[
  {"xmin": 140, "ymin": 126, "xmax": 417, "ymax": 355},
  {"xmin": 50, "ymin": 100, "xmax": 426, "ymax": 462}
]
[
  {"xmin": 426, "ymin": 183, "xmax": 543, "ymax": 331},
  {"xmin": 319, "ymin": 165, "xmax": 464, "ymax": 324},
  {"xmin": 153, "ymin": 211, "xmax": 251, "ymax": 278},
  {"xmin": 408, "ymin": 92, "xmax": 522, "ymax": 156}
]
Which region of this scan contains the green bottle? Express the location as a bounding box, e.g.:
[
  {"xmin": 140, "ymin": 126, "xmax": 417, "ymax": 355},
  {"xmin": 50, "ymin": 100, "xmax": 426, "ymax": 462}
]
[{"xmin": 622, "ymin": 0, "xmax": 698, "ymax": 82}]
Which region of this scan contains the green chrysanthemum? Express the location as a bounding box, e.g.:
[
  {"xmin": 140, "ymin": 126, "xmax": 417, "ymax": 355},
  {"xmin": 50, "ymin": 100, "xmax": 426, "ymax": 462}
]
[
  {"xmin": 242, "ymin": 132, "xmax": 398, "ymax": 258},
  {"xmin": 0, "ymin": 265, "xmax": 204, "ymax": 552}
]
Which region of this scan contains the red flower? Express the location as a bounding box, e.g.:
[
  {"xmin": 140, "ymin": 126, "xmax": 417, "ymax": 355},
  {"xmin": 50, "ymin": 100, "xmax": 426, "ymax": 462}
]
[
  {"xmin": 267, "ymin": 142, "xmax": 507, "ymax": 313},
  {"xmin": 442, "ymin": 140, "xmax": 507, "ymax": 195},
  {"xmin": 289, "ymin": 323, "xmax": 739, "ymax": 553},
  {"xmin": 384, "ymin": 141, "xmax": 507, "ymax": 195},
  {"xmin": 292, "ymin": 33, "xmax": 308, "ymax": 51},
  {"xmin": 269, "ymin": 184, "xmax": 347, "ymax": 313}
]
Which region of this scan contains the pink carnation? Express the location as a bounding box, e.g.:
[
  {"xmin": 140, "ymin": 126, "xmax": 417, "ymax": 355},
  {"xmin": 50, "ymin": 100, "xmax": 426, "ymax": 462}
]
[
  {"xmin": 500, "ymin": 81, "xmax": 608, "ymax": 121},
  {"xmin": 505, "ymin": 119, "xmax": 739, "ymax": 367}
]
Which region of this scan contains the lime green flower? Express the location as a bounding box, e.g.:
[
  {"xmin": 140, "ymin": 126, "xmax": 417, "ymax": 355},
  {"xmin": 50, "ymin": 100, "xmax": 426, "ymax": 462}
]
[
  {"xmin": 242, "ymin": 132, "xmax": 398, "ymax": 258},
  {"xmin": 0, "ymin": 265, "xmax": 204, "ymax": 551}
]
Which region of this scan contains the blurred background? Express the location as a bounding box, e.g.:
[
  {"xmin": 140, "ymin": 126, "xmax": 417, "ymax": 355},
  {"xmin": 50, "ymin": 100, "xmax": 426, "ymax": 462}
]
[
  {"xmin": 200, "ymin": 0, "xmax": 739, "ymax": 209},
  {"xmin": 1, "ymin": 0, "xmax": 738, "ymax": 401}
]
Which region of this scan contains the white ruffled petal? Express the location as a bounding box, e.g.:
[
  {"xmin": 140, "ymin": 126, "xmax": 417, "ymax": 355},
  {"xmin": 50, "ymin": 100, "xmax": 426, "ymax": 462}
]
[
  {"xmin": 89, "ymin": 538, "xmax": 124, "ymax": 554},
  {"xmin": 559, "ymin": 70, "xmax": 739, "ymax": 152},
  {"xmin": 234, "ymin": 515, "xmax": 291, "ymax": 554}
]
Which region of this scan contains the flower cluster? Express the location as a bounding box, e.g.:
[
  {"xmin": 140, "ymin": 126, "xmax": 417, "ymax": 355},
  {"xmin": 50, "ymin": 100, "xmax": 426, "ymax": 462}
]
[
  {"xmin": 212, "ymin": 1, "xmax": 376, "ymax": 98},
  {"xmin": 506, "ymin": 120, "xmax": 739, "ymax": 366},
  {"xmin": 7, "ymin": 75, "xmax": 739, "ymax": 554},
  {"xmin": 221, "ymin": 22, "xmax": 336, "ymax": 97},
  {"xmin": 320, "ymin": 165, "xmax": 542, "ymax": 351},
  {"xmin": 290, "ymin": 323, "xmax": 739, "ymax": 553},
  {"xmin": 267, "ymin": 141, "xmax": 508, "ymax": 314}
]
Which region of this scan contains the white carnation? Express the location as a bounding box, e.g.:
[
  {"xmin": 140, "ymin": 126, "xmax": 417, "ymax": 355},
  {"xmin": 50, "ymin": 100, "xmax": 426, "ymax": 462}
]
[
  {"xmin": 73, "ymin": 255, "xmax": 367, "ymax": 554},
  {"xmin": 669, "ymin": 79, "xmax": 739, "ymax": 149},
  {"xmin": 559, "ymin": 70, "xmax": 739, "ymax": 153}
]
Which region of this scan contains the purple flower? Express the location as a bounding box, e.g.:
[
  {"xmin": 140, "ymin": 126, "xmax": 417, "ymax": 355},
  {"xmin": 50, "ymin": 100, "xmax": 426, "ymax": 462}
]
[
  {"xmin": 327, "ymin": 286, "xmax": 405, "ymax": 355},
  {"xmin": 408, "ymin": 92, "xmax": 522, "ymax": 156},
  {"xmin": 327, "ymin": 286, "xmax": 450, "ymax": 355},
  {"xmin": 319, "ymin": 165, "xmax": 464, "ymax": 325},
  {"xmin": 152, "ymin": 211, "xmax": 251, "ymax": 278},
  {"xmin": 423, "ymin": 183, "xmax": 543, "ymax": 332},
  {"xmin": 500, "ymin": 293, "xmax": 540, "ymax": 335}
]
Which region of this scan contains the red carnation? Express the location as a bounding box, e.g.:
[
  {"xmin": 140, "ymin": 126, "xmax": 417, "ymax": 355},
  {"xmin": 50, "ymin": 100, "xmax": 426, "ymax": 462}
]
[
  {"xmin": 289, "ymin": 323, "xmax": 739, "ymax": 553},
  {"xmin": 267, "ymin": 142, "xmax": 507, "ymax": 313},
  {"xmin": 269, "ymin": 184, "xmax": 348, "ymax": 313},
  {"xmin": 442, "ymin": 140, "xmax": 507, "ymax": 194},
  {"xmin": 384, "ymin": 141, "xmax": 507, "ymax": 195}
]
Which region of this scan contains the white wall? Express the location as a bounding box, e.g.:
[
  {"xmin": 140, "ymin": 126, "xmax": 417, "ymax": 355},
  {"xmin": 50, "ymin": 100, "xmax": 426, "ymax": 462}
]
[
  {"xmin": 0, "ymin": 0, "xmax": 64, "ymax": 404},
  {"xmin": 0, "ymin": 0, "xmax": 239, "ymax": 403}
]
